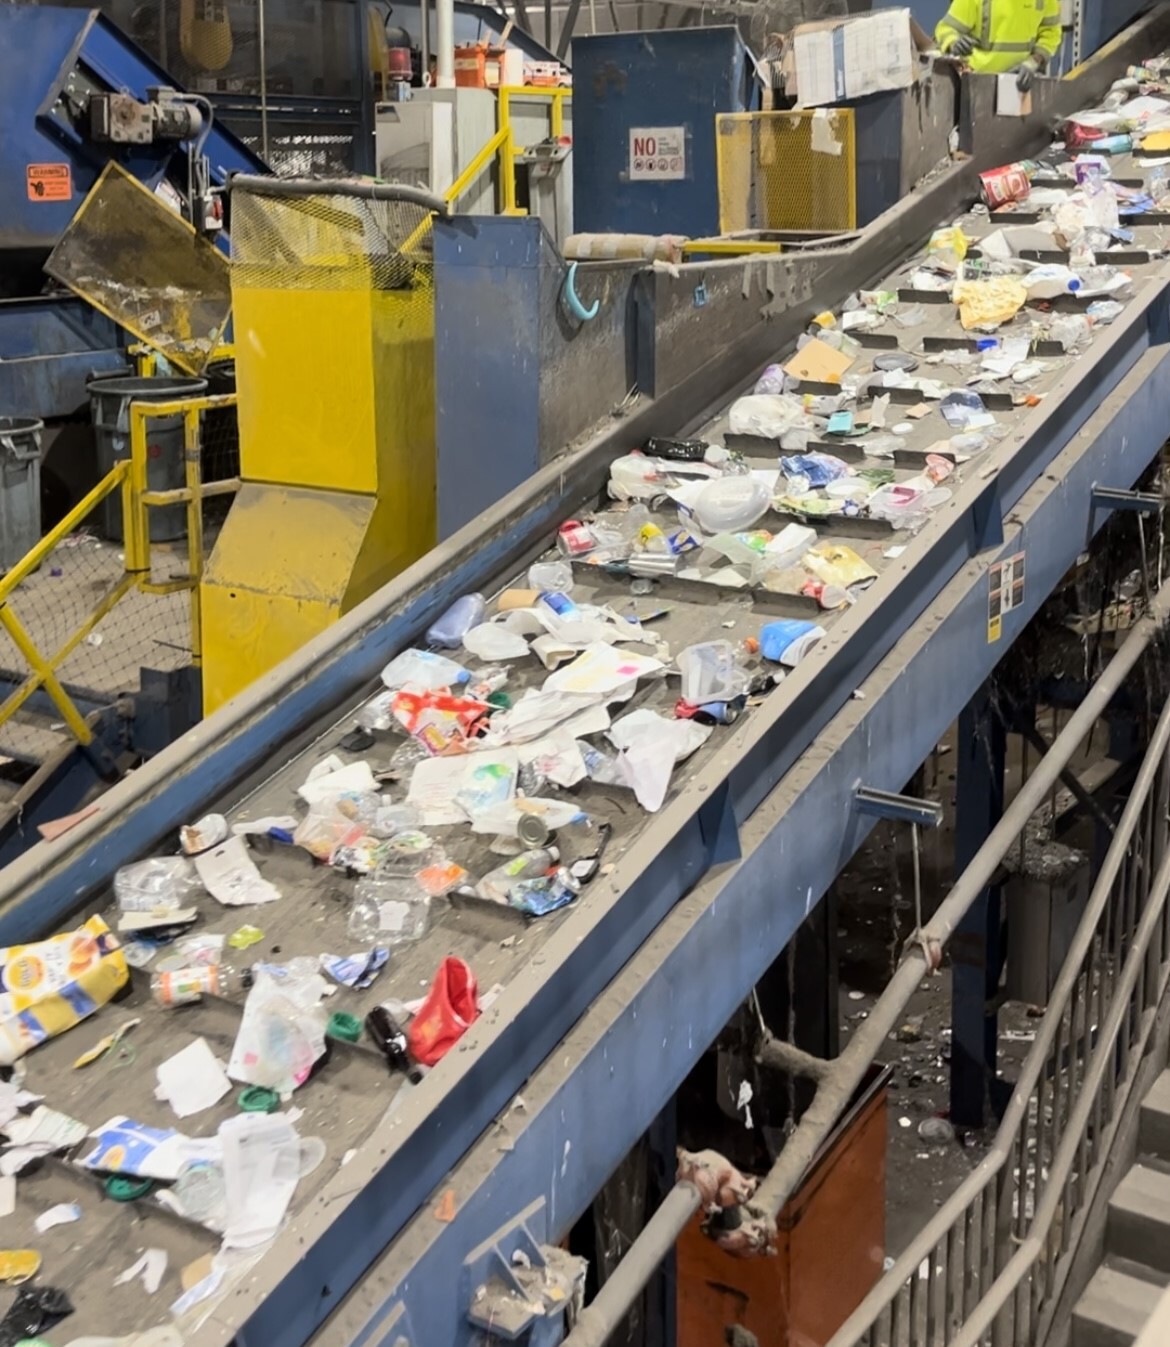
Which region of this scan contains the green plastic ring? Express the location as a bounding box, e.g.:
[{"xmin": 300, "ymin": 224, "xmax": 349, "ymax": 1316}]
[
  {"xmin": 105, "ymin": 1175, "xmax": 154, "ymax": 1202},
  {"xmin": 238, "ymin": 1086, "xmax": 280, "ymax": 1113},
  {"xmin": 327, "ymin": 1011, "xmax": 362, "ymax": 1043}
]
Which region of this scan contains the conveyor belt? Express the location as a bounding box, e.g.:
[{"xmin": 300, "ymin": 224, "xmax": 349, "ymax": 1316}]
[{"xmin": 5, "ymin": 26, "xmax": 1170, "ymax": 1345}]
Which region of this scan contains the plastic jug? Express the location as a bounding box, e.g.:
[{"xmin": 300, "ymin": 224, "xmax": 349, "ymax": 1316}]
[
  {"xmin": 426, "ymin": 594, "xmax": 486, "ymax": 648},
  {"xmin": 677, "ymin": 641, "xmax": 751, "ymax": 705}
]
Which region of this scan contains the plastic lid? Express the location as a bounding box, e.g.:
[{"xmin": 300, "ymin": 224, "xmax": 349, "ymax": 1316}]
[
  {"xmin": 238, "ymin": 1086, "xmax": 281, "ymax": 1113},
  {"xmin": 327, "ymin": 1012, "xmax": 363, "ymax": 1043},
  {"xmin": 105, "ymin": 1175, "xmax": 154, "ymax": 1202}
]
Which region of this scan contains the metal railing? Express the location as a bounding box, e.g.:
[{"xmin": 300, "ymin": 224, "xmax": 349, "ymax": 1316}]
[
  {"xmin": 0, "ymin": 393, "xmax": 239, "ymax": 754},
  {"xmin": 443, "ymin": 86, "xmax": 572, "ymax": 216},
  {"xmin": 563, "ymin": 578, "xmax": 1170, "ymax": 1347},
  {"xmin": 831, "ymin": 656, "xmax": 1170, "ymax": 1346}
]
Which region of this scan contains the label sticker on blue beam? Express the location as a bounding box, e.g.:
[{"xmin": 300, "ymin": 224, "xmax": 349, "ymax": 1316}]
[{"xmin": 988, "ymin": 550, "xmax": 1026, "ymax": 643}]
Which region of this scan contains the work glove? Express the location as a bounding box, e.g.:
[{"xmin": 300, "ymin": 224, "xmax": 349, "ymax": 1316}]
[
  {"xmin": 1016, "ymin": 56, "xmax": 1040, "ymax": 91},
  {"xmin": 947, "ymin": 33, "xmax": 976, "ymax": 57}
]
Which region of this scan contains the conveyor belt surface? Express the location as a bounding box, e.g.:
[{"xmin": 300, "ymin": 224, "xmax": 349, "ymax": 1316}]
[{"xmin": 8, "ymin": 55, "xmax": 1170, "ymax": 1347}]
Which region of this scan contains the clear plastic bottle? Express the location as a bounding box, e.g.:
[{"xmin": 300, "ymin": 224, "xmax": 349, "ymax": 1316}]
[
  {"xmin": 348, "ymin": 872, "xmax": 432, "ymax": 946},
  {"xmin": 151, "ymin": 964, "xmax": 248, "ymax": 1007},
  {"xmin": 475, "ymin": 848, "xmax": 558, "ymax": 904},
  {"xmin": 426, "ymin": 593, "xmax": 486, "ymax": 649}
]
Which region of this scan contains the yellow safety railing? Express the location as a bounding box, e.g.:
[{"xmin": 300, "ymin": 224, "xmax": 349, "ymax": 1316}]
[
  {"xmin": 0, "ymin": 392, "xmax": 240, "ymax": 754},
  {"xmin": 447, "ymin": 86, "xmax": 572, "ymax": 214}
]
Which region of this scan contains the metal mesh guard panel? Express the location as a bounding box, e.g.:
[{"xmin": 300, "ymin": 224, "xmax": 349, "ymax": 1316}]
[
  {"xmin": 717, "ymin": 110, "xmax": 856, "ymax": 234},
  {"xmin": 45, "ymin": 163, "xmax": 232, "ymax": 376},
  {"xmin": 230, "ymin": 189, "xmax": 434, "ymax": 293}
]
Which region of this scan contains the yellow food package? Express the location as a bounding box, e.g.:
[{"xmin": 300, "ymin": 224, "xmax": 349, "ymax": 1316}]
[
  {"xmin": 927, "ymin": 226, "xmax": 969, "ymax": 270},
  {"xmin": 0, "ymin": 915, "xmax": 129, "ymax": 1066},
  {"xmin": 0, "ymin": 1250, "xmax": 41, "ymax": 1283},
  {"xmin": 953, "ymin": 277, "xmax": 1028, "ymax": 331},
  {"xmin": 1141, "ymin": 131, "xmax": 1170, "ymax": 152},
  {"xmin": 805, "ymin": 544, "xmax": 877, "ymax": 588}
]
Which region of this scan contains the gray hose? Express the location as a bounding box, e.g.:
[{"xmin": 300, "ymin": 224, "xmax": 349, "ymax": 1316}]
[{"xmin": 228, "ymin": 174, "xmax": 448, "ymax": 216}]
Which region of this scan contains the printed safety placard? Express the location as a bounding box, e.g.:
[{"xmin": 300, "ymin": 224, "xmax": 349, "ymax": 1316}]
[
  {"xmin": 628, "ymin": 127, "xmax": 686, "ymax": 181},
  {"xmin": 988, "ymin": 550, "xmax": 1026, "ymax": 643},
  {"xmin": 26, "ymin": 163, "xmax": 71, "ymax": 202}
]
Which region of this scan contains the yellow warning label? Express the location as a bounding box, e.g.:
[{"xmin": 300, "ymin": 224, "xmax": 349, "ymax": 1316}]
[
  {"xmin": 988, "ymin": 550, "xmax": 1026, "ymax": 643},
  {"xmin": 27, "ymin": 163, "xmax": 72, "ymax": 202}
]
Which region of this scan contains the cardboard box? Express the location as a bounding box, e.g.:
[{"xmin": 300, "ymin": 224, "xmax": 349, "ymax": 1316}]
[{"xmin": 786, "ymin": 9, "xmax": 932, "ymax": 109}]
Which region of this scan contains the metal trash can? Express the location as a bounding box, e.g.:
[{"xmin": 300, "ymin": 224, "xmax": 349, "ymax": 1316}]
[
  {"xmin": 87, "ymin": 375, "xmax": 208, "ymax": 544},
  {"xmin": 0, "ymin": 417, "xmax": 44, "ymax": 571}
]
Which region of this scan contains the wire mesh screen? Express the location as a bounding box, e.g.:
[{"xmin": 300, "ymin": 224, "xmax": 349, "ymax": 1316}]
[
  {"xmin": 0, "ymin": 490, "xmax": 192, "ymax": 768},
  {"xmin": 45, "ymin": 163, "xmax": 232, "ymax": 375},
  {"xmin": 231, "ymin": 188, "xmax": 434, "ymax": 290},
  {"xmin": 717, "ymin": 110, "xmax": 857, "ymax": 234}
]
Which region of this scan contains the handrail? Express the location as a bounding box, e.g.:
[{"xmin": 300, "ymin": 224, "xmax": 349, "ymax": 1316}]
[
  {"xmin": 831, "ymin": 639, "xmax": 1170, "ymax": 1344},
  {"xmin": 562, "ymin": 574, "xmax": 1170, "ymax": 1347},
  {"xmin": 0, "ymin": 392, "xmax": 240, "ymax": 756}
]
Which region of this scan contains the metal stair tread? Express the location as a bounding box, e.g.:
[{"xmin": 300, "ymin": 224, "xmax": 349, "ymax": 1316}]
[
  {"xmin": 1075, "ymin": 1266, "xmax": 1166, "ymax": 1342},
  {"xmin": 1111, "ymin": 1163, "xmax": 1170, "ymax": 1221}
]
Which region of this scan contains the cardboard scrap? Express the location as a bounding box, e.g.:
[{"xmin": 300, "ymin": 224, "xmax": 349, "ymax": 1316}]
[{"xmin": 783, "ymin": 338, "xmax": 854, "ymax": 385}]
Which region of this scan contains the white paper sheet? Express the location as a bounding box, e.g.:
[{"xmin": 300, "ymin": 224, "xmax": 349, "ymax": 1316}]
[
  {"xmin": 156, "ymin": 1039, "xmax": 231, "ymax": 1118},
  {"xmin": 194, "ymin": 836, "xmax": 281, "ymax": 907},
  {"xmin": 115, "ymin": 1247, "xmax": 168, "ymax": 1294},
  {"xmin": 35, "ymin": 1201, "xmax": 81, "ymax": 1232},
  {"xmin": 406, "ymin": 755, "xmax": 474, "ymax": 826},
  {"xmin": 219, "ymin": 1113, "xmax": 302, "ymax": 1250}
]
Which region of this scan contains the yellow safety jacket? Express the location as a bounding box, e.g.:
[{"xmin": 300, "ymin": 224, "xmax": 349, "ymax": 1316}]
[{"xmin": 936, "ymin": 0, "xmax": 1062, "ymax": 75}]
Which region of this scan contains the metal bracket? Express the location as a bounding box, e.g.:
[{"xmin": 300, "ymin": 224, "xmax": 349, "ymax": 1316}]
[
  {"xmin": 464, "ymin": 1199, "xmax": 587, "ymax": 1345},
  {"xmin": 1090, "ymin": 485, "xmax": 1165, "ymax": 514},
  {"xmin": 855, "ymin": 786, "xmax": 944, "ymax": 828}
]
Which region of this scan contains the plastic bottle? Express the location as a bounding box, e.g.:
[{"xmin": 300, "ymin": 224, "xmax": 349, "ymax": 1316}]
[
  {"xmin": 365, "ymin": 1005, "xmax": 423, "ymax": 1082},
  {"xmin": 426, "ymin": 593, "xmax": 485, "ymax": 649},
  {"xmin": 475, "ymin": 848, "xmax": 558, "ymax": 904},
  {"xmin": 1023, "ymin": 265, "xmax": 1083, "ymax": 299},
  {"xmin": 152, "ymin": 964, "xmax": 248, "ymax": 1007}
]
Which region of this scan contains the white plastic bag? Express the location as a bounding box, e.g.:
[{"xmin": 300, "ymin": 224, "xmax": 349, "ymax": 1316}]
[
  {"xmin": 114, "ymin": 857, "xmax": 201, "ymax": 913},
  {"xmin": 228, "ymin": 964, "xmax": 327, "ymax": 1096},
  {"xmin": 380, "ymin": 648, "xmax": 468, "ymax": 691}
]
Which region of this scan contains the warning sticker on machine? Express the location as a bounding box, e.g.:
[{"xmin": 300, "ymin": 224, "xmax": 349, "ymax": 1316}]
[
  {"xmin": 628, "ymin": 127, "xmax": 686, "ymax": 181},
  {"xmin": 988, "ymin": 550, "xmax": 1026, "ymax": 643},
  {"xmin": 27, "ymin": 163, "xmax": 72, "ymax": 202}
]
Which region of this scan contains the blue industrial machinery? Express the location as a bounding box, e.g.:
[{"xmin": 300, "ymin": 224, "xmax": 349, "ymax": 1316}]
[
  {"xmin": 571, "ymin": 26, "xmax": 757, "ymax": 238},
  {"xmin": 0, "ymin": 8, "xmax": 1169, "ymax": 1347},
  {"xmin": 0, "ymin": 3, "xmax": 266, "ymax": 421}
]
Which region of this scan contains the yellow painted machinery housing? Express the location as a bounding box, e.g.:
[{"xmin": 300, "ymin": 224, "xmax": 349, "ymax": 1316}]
[{"xmin": 201, "ymin": 180, "xmax": 441, "ymax": 712}]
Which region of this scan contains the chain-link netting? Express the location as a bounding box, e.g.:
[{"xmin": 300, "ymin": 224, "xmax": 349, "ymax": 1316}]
[
  {"xmin": 45, "ymin": 163, "xmax": 232, "ymax": 376},
  {"xmin": 231, "ymin": 188, "xmax": 434, "ymax": 291},
  {"xmin": 717, "ymin": 110, "xmax": 857, "ymax": 234},
  {"xmin": 0, "ymin": 401, "xmax": 234, "ymax": 769}
]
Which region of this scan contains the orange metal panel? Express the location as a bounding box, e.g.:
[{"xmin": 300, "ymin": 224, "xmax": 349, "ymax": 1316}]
[{"xmin": 678, "ymin": 1068, "xmax": 889, "ymax": 1347}]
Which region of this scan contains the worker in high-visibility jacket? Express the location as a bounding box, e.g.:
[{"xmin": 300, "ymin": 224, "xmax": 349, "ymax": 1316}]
[{"xmin": 936, "ymin": 0, "xmax": 1062, "ymax": 90}]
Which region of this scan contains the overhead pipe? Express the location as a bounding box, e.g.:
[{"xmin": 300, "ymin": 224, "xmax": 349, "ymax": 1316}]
[
  {"xmin": 435, "ymin": 0, "xmax": 455, "ymax": 87},
  {"xmin": 561, "ymin": 575, "xmax": 1170, "ymax": 1347}
]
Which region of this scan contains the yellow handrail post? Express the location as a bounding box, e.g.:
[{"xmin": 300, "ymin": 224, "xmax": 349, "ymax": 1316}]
[{"xmin": 126, "ymin": 403, "xmax": 152, "ymax": 577}]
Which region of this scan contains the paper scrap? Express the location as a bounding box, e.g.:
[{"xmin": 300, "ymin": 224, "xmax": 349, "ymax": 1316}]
[
  {"xmin": 434, "ymin": 1188, "xmax": 457, "ymax": 1222},
  {"xmin": 219, "ymin": 1112, "xmax": 302, "ymax": 1250},
  {"xmin": 232, "ymin": 815, "xmax": 298, "ymax": 837},
  {"xmin": 118, "ymin": 908, "xmax": 199, "ymax": 934},
  {"xmin": 156, "ymin": 1039, "xmax": 232, "ymax": 1119},
  {"xmin": 783, "ymin": 337, "xmax": 854, "ymax": 384},
  {"xmin": 543, "ymin": 643, "xmax": 663, "ymax": 696},
  {"xmin": 0, "ymin": 1176, "xmax": 14, "ymax": 1217},
  {"xmin": 810, "ymin": 107, "xmax": 843, "ymax": 156},
  {"xmin": 608, "ymin": 710, "xmax": 712, "ymax": 812},
  {"xmin": 73, "ymin": 1018, "xmax": 141, "ymax": 1069},
  {"xmin": 1, "ymin": 1106, "xmax": 87, "ymax": 1174},
  {"xmin": 35, "ymin": 1202, "xmax": 80, "ymax": 1233},
  {"xmin": 116, "ymin": 1246, "xmax": 168, "ymax": 1294},
  {"xmin": 194, "ymin": 836, "xmax": 281, "ymax": 907},
  {"xmin": 296, "ymin": 758, "xmax": 378, "ymax": 806},
  {"xmin": 36, "ymin": 804, "xmax": 99, "ymax": 842},
  {"xmin": 996, "ymin": 73, "xmax": 1031, "ymax": 118},
  {"xmin": 407, "ymin": 756, "xmax": 474, "ymax": 827}
]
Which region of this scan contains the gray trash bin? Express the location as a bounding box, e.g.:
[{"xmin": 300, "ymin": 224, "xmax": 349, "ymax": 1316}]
[
  {"xmin": 0, "ymin": 417, "xmax": 44, "ymax": 571},
  {"xmin": 87, "ymin": 375, "xmax": 209, "ymax": 544}
]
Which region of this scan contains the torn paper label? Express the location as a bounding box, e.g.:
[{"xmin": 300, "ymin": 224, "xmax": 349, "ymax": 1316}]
[{"xmin": 115, "ymin": 1246, "xmax": 168, "ymax": 1294}]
